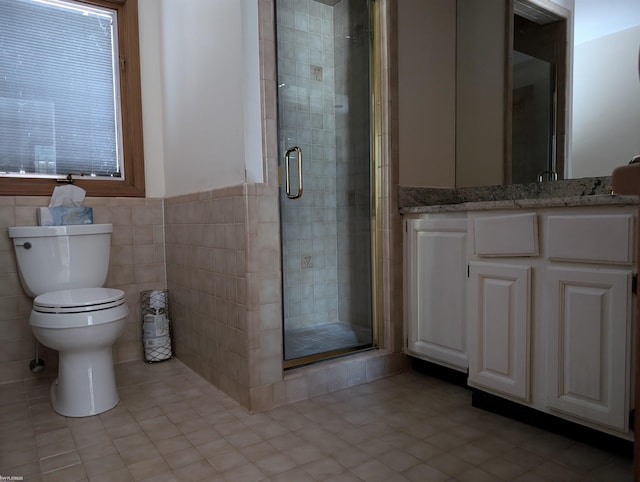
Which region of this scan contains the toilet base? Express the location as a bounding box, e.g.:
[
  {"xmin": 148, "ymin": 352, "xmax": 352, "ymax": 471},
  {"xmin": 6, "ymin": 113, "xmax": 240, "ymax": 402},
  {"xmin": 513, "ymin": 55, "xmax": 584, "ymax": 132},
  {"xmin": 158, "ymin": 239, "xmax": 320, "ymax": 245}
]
[{"xmin": 50, "ymin": 347, "xmax": 119, "ymax": 417}]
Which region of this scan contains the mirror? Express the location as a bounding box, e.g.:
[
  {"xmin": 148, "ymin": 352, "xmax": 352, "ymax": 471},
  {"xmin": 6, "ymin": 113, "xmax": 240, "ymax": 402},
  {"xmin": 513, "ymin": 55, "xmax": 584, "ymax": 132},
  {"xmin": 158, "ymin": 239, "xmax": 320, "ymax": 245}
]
[{"xmin": 456, "ymin": 0, "xmax": 640, "ymax": 188}]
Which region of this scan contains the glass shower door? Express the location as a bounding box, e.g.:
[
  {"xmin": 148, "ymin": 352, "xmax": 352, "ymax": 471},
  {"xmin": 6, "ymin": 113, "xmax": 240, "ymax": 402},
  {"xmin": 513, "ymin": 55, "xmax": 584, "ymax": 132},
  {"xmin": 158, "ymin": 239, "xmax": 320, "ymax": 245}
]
[{"xmin": 275, "ymin": 0, "xmax": 374, "ymax": 366}]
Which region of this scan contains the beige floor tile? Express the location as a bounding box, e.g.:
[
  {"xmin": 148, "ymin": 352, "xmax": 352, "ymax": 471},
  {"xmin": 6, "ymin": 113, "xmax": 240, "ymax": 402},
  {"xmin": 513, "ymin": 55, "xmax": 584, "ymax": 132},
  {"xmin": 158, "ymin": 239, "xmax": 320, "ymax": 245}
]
[
  {"xmin": 113, "ymin": 432, "xmax": 159, "ymax": 466},
  {"xmin": 0, "ymin": 359, "xmax": 632, "ymax": 482},
  {"xmin": 531, "ymin": 459, "xmax": 586, "ymax": 482},
  {"xmin": 225, "ymin": 427, "xmax": 264, "ymax": 448},
  {"xmin": 220, "ymin": 462, "xmax": 265, "ymax": 482},
  {"xmin": 37, "ymin": 437, "xmax": 76, "ymax": 460},
  {"xmin": 71, "ymin": 428, "xmax": 112, "ymax": 450},
  {"xmin": 162, "ymin": 446, "xmax": 203, "ymax": 470},
  {"xmin": 502, "ymin": 446, "xmax": 547, "ymax": 471},
  {"xmin": 126, "ymin": 455, "xmax": 172, "ymax": 481},
  {"xmin": 172, "ymin": 459, "xmax": 220, "ymax": 481},
  {"xmin": 250, "ymin": 419, "xmax": 290, "ymax": 439},
  {"xmin": 267, "ymin": 432, "xmax": 306, "ymax": 451},
  {"xmin": 351, "ymin": 458, "xmax": 405, "ymax": 482},
  {"xmin": 332, "ymin": 445, "xmax": 372, "ymax": 469},
  {"xmin": 426, "ymin": 452, "xmax": 473, "ymax": 477},
  {"xmin": 139, "ymin": 414, "xmax": 182, "ymax": 441},
  {"xmin": 403, "ymin": 440, "xmax": 444, "ymax": 462},
  {"xmin": 41, "ymin": 462, "xmax": 86, "ymax": 482},
  {"xmin": 36, "ymin": 426, "xmax": 74, "ymax": 448},
  {"xmin": 512, "ymin": 472, "xmax": 558, "ymax": 482},
  {"xmin": 39, "ymin": 450, "xmax": 81, "ymax": 474},
  {"xmin": 154, "ymin": 434, "xmax": 192, "ymax": 456},
  {"xmin": 130, "ymin": 405, "xmax": 165, "ymax": 422},
  {"xmin": 207, "ymin": 448, "xmax": 249, "ymax": 472},
  {"xmin": 402, "ymin": 461, "xmax": 449, "ymax": 482},
  {"xmin": 184, "ymin": 427, "xmax": 220, "ymax": 446},
  {"xmin": 448, "ymin": 441, "xmax": 495, "ymax": 466},
  {"xmin": 82, "ymin": 453, "xmax": 125, "ymax": 478},
  {"xmin": 377, "ymin": 448, "xmax": 422, "ymax": 473},
  {"xmin": 193, "ymin": 437, "xmax": 235, "ymax": 459},
  {"xmin": 302, "ymin": 456, "xmax": 346, "ymax": 479},
  {"xmin": 285, "ymin": 442, "xmax": 325, "ymax": 466},
  {"xmin": 552, "ymin": 442, "xmax": 615, "ymax": 472},
  {"xmin": 480, "ymin": 455, "xmax": 530, "ymax": 480},
  {"xmin": 239, "ymin": 440, "xmax": 280, "ymax": 462},
  {"xmin": 519, "ymin": 432, "xmax": 576, "ymax": 458},
  {"xmin": 587, "ymin": 459, "xmax": 634, "ymax": 482},
  {"xmin": 78, "ymin": 441, "xmax": 119, "ymax": 462},
  {"xmin": 357, "ymin": 437, "xmax": 396, "ymax": 457},
  {"xmin": 423, "ymin": 431, "xmax": 468, "ymax": 451},
  {"xmin": 456, "ymin": 466, "xmax": 504, "ymax": 482},
  {"xmin": 1, "ymin": 460, "xmax": 42, "ymax": 479},
  {"xmin": 254, "ymin": 452, "xmax": 297, "ymax": 476},
  {"xmin": 267, "ymin": 466, "xmax": 316, "ymax": 482},
  {"xmin": 87, "ymin": 466, "xmax": 132, "ymax": 482},
  {"xmin": 0, "ymin": 446, "xmax": 39, "ymax": 471}
]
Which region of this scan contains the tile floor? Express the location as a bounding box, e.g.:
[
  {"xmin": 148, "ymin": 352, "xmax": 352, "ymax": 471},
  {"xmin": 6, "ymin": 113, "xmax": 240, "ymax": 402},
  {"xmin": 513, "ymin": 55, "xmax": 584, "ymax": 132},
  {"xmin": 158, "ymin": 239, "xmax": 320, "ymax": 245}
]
[{"xmin": 0, "ymin": 358, "xmax": 632, "ymax": 481}]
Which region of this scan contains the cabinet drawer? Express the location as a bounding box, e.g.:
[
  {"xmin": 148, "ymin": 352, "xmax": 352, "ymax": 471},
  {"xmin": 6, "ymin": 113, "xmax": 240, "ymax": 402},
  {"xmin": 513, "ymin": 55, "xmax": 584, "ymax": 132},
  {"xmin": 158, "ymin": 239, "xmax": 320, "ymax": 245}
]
[
  {"xmin": 473, "ymin": 213, "xmax": 538, "ymax": 257},
  {"xmin": 547, "ymin": 214, "xmax": 633, "ymax": 265}
]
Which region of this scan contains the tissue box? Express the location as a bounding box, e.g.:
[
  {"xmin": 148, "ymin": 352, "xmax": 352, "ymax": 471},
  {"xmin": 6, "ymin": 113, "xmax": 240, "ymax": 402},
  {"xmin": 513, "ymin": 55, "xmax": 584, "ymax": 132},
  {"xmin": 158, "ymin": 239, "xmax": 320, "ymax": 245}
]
[{"xmin": 37, "ymin": 207, "xmax": 94, "ymax": 226}]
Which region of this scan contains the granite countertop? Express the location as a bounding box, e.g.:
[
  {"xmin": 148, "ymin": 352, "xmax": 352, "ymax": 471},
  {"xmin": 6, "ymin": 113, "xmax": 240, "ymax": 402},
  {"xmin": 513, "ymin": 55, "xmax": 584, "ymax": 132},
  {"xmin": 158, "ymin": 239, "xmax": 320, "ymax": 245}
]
[{"xmin": 399, "ymin": 177, "xmax": 639, "ymax": 214}]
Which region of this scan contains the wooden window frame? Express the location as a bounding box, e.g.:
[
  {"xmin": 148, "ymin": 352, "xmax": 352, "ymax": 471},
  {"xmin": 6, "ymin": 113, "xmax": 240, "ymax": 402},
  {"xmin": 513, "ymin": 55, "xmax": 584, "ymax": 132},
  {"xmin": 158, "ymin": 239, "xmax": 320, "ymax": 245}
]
[{"xmin": 0, "ymin": 0, "xmax": 145, "ymax": 197}]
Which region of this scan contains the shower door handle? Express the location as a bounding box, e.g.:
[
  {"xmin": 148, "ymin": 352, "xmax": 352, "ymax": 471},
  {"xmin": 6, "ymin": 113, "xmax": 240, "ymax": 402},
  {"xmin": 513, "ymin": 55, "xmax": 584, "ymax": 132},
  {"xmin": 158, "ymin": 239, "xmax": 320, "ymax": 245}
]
[{"xmin": 284, "ymin": 146, "xmax": 303, "ymax": 199}]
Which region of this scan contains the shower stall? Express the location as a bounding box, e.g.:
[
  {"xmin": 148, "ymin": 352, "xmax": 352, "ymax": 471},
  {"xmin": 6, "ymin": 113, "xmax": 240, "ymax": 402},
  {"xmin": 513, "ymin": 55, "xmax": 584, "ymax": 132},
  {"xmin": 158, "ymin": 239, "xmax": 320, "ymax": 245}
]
[{"xmin": 275, "ymin": 0, "xmax": 375, "ymax": 367}]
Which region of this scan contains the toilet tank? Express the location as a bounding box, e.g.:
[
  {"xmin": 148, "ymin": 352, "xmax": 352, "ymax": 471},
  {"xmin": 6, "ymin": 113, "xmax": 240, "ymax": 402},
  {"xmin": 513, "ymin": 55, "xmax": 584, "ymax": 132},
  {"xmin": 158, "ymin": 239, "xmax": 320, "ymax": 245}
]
[{"xmin": 8, "ymin": 224, "xmax": 113, "ymax": 297}]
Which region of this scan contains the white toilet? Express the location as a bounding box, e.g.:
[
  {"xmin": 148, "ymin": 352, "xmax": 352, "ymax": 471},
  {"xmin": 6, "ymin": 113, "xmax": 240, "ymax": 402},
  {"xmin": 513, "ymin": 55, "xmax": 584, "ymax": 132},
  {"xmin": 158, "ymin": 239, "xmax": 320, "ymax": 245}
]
[{"xmin": 8, "ymin": 224, "xmax": 128, "ymax": 417}]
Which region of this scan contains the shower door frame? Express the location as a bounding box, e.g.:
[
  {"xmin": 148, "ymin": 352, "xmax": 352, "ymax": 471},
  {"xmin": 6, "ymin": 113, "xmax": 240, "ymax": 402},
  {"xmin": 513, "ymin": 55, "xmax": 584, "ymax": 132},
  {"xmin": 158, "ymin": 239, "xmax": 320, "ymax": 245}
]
[{"xmin": 276, "ymin": 0, "xmax": 382, "ymax": 369}]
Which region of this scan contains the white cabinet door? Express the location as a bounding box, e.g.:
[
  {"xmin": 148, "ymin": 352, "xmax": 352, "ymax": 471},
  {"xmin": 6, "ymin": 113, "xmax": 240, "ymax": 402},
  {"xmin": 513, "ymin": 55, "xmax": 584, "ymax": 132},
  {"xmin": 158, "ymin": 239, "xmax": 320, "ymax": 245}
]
[
  {"xmin": 405, "ymin": 218, "xmax": 467, "ymax": 370},
  {"xmin": 468, "ymin": 262, "xmax": 531, "ymax": 401},
  {"xmin": 545, "ymin": 266, "xmax": 631, "ymax": 431}
]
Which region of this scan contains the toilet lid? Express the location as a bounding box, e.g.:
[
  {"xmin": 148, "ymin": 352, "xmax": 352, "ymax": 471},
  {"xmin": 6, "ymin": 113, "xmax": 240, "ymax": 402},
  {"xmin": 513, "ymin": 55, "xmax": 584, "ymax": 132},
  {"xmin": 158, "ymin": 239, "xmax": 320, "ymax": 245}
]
[{"xmin": 33, "ymin": 288, "xmax": 126, "ymax": 314}]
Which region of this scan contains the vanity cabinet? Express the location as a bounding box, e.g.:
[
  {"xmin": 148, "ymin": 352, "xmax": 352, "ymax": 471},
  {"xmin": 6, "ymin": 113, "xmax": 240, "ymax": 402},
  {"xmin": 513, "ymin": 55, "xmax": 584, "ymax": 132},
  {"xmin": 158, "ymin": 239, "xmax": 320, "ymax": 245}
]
[
  {"xmin": 467, "ymin": 212, "xmax": 538, "ymax": 400},
  {"xmin": 468, "ymin": 262, "xmax": 531, "ymax": 401},
  {"xmin": 404, "ymin": 215, "xmax": 467, "ymax": 371},
  {"xmin": 543, "ymin": 213, "xmax": 634, "ymax": 432},
  {"xmin": 545, "ymin": 266, "xmax": 631, "ymax": 431},
  {"xmin": 465, "ymin": 207, "xmax": 635, "ymax": 438},
  {"xmin": 404, "ymin": 205, "xmax": 636, "ymax": 437}
]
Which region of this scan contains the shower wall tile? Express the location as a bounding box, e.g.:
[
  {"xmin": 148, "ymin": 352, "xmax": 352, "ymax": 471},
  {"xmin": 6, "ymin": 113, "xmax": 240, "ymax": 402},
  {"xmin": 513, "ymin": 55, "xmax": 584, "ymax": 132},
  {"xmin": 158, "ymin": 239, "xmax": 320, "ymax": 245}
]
[{"xmin": 0, "ymin": 195, "xmax": 166, "ymax": 384}]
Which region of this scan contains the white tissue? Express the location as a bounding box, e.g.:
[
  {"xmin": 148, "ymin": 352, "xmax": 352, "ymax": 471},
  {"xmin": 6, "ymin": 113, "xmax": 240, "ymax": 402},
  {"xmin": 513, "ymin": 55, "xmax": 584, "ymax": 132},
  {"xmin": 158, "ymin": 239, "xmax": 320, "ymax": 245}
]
[
  {"xmin": 37, "ymin": 184, "xmax": 92, "ymax": 226},
  {"xmin": 49, "ymin": 185, "xmax": 86, "ymax": 208}
]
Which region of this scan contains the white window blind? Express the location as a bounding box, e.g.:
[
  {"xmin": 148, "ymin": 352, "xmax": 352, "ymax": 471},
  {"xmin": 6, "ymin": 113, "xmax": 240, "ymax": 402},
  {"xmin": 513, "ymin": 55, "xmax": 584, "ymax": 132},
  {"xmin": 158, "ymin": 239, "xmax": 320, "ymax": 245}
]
[{"xmin": 0, "ymin": 0, "xmax": 123, "ymax": 179}]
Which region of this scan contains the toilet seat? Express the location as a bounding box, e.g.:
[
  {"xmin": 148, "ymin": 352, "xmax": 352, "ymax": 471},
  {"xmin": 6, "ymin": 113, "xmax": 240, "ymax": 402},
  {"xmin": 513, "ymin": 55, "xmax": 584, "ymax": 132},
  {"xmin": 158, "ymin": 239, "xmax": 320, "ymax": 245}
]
[
  {"xmin": 30, "ymin": 288, "xmax": 127, "ymax": 329},
  {"xmin": 34, "ymin": 288, "xmax": 125, "ymax": 313}
]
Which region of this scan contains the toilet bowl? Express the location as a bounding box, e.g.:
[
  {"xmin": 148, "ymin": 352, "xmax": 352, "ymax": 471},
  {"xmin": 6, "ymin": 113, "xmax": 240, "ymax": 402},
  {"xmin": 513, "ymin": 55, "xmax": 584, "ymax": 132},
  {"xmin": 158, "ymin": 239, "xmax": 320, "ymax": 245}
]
[
  {"xmin": 8, "ymin": 224, "xmax": 128, "ymax": 417},
  {"xmin": 30, "ymin": 288, "xmax": 127, "ymax": 417}
]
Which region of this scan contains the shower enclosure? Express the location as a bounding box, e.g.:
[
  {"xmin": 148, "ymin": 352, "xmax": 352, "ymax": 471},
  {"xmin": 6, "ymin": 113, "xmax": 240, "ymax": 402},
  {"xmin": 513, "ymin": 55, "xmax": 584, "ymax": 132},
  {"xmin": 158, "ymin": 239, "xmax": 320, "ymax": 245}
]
[{"xmin": 275, "ymin": 0, "xmax": 375, "ymax": 367}]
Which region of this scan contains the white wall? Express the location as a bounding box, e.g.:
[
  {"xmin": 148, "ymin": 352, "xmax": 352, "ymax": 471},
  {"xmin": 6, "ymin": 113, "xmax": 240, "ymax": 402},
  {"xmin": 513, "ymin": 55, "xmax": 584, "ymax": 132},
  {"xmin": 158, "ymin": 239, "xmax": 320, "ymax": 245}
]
[
  {"xmin": 138, "ymin": 0, "xmax": 165, "ymax": 198},
  {"xmin": 138, "ymin": 0, "xmax": 263, "ymax": 199},
  {"xmin": 571, "ymin": 25, "xmax": 640, "ymax": 178}
]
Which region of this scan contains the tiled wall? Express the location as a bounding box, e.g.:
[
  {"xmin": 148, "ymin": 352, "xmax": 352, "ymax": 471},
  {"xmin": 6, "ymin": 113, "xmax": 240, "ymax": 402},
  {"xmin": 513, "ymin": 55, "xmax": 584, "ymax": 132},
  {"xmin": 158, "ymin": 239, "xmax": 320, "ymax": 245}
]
[
  {"xmin": 163, "ymin": 182, "xmax": 284, "ymax": 411},
  {"xmin": 164, "ymin": 186, "xmax": 251, "ymax": 407},
  {"xmin": 0, "ymin": 196, "xmax": 166, "ymax": 385}
]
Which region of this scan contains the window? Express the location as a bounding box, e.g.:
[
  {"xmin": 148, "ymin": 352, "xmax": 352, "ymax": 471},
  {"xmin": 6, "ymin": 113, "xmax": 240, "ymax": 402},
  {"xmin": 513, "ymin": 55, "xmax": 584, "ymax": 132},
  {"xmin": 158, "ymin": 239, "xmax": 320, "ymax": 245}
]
[{"xmin": 0, "ymin": 0, "xmax": 144, "ymax": 197}]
